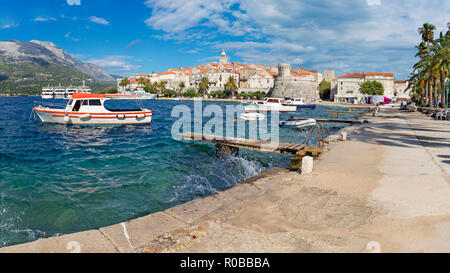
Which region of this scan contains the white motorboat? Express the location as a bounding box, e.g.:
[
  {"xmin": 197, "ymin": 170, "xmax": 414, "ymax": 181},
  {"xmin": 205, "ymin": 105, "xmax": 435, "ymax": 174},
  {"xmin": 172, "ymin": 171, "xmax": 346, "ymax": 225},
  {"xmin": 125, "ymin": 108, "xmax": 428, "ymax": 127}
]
[
  {"xmin": 120, "ymin": 88, "xmax": 156, "ymax": 100},
  {"xmin": 240, "ymin": 113, "xmax": 265, "ymax": 121},
  {"xmin": 279, "ymin": 118, "xmax": 317, "ymax": 128},
  {"xmin": 283, "ymin": 98, "xmax": 305, "ymax": 106},
  {"xmin": 33, "ymin": 92, "xmax": 152, "ymax": 125},
  {"xmin": 244, "ymin": 98, "xmax": 297, "ymax": 113},
  {"xmin": 41, "ymin": 81, "xmax": 91, "ymax": 99}
]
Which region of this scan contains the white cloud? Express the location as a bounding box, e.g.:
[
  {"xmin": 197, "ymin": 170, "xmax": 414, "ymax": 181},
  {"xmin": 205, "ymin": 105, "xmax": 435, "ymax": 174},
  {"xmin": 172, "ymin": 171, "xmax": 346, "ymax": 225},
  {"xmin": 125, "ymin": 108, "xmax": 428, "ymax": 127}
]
[
  {"xmin": 1, "ymin": 23, "xmax": 19, "ymax": 29},
  {"xmin": 87, "ymin": 56, "xmax": 141, "ymax": 74},
  {"xmin": 144, "ymin": 0, "xmax": 450, "ymax": 79},
  {"xmin": 33, "ymin": 16, "xmax": 57, "ymax": 22},
  {"xmin": 89, "ymin": 16, "xmax": 110, "ymax": 25},
  {"xmin": 367, "ymin": 0, "xmax": 381, "ymax": 6},
  {"xmin": 67, "ymin": 0, "xmax": 81, "ymax": 6},
  {"xmin": 64, "ymin": 32, "xmax": 80, "ymax": 41},
  {"xmin": 126, "ymin": 40, "xmax": 142, "ymax": 50}
]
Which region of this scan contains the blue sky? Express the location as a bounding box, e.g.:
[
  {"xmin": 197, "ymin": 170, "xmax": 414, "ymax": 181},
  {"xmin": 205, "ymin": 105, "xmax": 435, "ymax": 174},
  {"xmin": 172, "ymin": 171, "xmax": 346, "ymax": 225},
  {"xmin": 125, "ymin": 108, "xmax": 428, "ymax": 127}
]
[{"xmin": 0, "ymin": 0, "xmax": 449, "ymax": 79}]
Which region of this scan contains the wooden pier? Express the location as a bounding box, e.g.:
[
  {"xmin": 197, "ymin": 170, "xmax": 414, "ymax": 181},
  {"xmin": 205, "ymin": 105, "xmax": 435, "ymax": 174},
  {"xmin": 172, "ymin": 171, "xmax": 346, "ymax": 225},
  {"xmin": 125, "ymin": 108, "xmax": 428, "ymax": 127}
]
[
  {"xmin": 180, "ymin": 132, "xmax": 324, "ymax": 171},
  {"xmin": 180, "ymin": 133, "xmax": 306, "ymax": 154},
  {"xmin": 323, "ymin": 110, "xmax": 373, "ymax": 118}
]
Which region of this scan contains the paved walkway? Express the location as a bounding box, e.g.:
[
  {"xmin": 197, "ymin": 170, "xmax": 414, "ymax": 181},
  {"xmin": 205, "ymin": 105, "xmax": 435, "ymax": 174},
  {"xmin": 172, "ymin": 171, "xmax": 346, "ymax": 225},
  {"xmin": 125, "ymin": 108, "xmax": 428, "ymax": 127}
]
[{"xmin": 1, "ymin": 110, "xmax": 449, "ymax": 253}]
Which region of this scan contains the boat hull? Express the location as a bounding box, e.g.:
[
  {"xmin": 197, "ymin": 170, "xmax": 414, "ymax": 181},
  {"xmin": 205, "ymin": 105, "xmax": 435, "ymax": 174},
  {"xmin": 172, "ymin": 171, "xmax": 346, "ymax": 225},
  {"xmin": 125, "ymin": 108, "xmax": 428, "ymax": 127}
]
[
  {"xmin": 297, "ymin": 104, "xmax": 317, "ymax": 109},
  {"xmin": 244, "ymin": 104, "xmax": 297, "ymax": 113},
  {"xmin": 240, "ymin": 113, "xmax": 265, "ymax": 121},
  {"xmin": 280, "ymin": 119, "xmax": 317, "ymax": 128},
  {"xmin": 33, "ymin": 107, "xmax": 152, "ymax": 125}
]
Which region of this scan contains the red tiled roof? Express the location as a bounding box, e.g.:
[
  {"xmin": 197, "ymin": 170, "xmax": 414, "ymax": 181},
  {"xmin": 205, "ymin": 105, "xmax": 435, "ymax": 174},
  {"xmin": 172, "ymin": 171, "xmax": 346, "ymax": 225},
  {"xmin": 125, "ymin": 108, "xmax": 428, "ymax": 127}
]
[
  {"xmin": 158, "ymin": 71, "xmax": 176, "ymax": 76},
  {"xmin": 338, "ymin": 73, "xmax": 365, "ymax": 79},
  {"xmin": 365, "ymin": 72, "xmax": 393, "ymax": 77},
  {"xmin": 291, "ymin": 72, "xmax": 311, "ymax": 77}
]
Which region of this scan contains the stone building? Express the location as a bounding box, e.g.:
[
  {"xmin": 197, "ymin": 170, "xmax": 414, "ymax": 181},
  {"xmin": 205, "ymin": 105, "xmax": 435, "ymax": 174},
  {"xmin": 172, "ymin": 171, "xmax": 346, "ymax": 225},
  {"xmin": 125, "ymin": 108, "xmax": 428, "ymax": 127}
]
[
  {"xmin": 324, "ymin": 70, "xmax": 335, "ymax": 82},
  {"xmin": 269, "ymin": 63, "xmax": 320, "ymax": 101}
]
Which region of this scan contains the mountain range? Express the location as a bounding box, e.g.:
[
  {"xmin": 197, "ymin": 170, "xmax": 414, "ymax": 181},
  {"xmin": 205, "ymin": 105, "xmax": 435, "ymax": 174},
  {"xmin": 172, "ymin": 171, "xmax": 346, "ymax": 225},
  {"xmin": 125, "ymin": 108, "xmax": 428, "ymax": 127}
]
[{"xmin": 0, "ymin": 40, "xmax": 117, "ymax": 94}]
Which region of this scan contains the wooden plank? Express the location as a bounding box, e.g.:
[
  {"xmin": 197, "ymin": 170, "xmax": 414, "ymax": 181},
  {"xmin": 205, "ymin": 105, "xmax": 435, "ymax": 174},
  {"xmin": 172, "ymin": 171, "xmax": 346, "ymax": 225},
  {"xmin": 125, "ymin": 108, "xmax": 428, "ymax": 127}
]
[
  {"xmin": 291, "ymin": 118, "xmax": 363, "ymax": 124},
  {"xmin": 323, "ymin": 110, "xmax": 366, "ymax": 114},
  {"xmin": 180, "ymin": 132, "xmax": 309, "ymax": 154}
]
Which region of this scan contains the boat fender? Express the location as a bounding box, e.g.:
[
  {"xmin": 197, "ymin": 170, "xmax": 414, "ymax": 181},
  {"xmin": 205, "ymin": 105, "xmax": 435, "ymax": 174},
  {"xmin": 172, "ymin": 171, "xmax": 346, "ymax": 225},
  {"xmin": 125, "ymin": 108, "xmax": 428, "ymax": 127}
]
[
  {"xmin": 79, "ymin": 114, "xmax": 91, "ymax": 120},
  {"xmin": 63, "ymin": 115, "xmax": 70, "ymax": 123},
  {"xmin": 117, "ymin": 114, "xmax": 126, "ymax": 120},
  {"xmin": 136, "ymin": 114, "xmax": 146, "ymax": 119}
]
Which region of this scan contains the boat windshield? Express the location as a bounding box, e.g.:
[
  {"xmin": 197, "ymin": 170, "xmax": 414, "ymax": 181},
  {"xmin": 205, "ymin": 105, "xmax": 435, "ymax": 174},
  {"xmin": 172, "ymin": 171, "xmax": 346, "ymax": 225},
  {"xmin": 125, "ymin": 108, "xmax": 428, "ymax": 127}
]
[{"xmin": 103, "ymin": 100, "xmax": 142, "ymax": 112}]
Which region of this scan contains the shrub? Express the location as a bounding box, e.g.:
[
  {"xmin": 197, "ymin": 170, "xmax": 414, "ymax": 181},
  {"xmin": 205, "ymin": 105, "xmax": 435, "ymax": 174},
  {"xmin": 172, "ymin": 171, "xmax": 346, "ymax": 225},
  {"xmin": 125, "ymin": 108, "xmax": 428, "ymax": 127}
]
[
  {"xmin": 182, "ymin": 88, "xmax": 202, "ymax": 98},
  {"xmin": 163, "ymin": 89, "xmax": 177, "ymax": 98},
  {"xmin": 318, "ymin": 80, "xmax": 331, "ymax": 100}
]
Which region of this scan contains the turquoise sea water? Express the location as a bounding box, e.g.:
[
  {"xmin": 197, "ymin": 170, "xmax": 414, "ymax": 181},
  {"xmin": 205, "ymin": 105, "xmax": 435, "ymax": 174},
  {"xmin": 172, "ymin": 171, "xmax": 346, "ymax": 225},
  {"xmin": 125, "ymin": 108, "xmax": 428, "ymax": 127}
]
[{"xmin": 0, "ymin": 97, "xmax": 357, "ymax": 247}]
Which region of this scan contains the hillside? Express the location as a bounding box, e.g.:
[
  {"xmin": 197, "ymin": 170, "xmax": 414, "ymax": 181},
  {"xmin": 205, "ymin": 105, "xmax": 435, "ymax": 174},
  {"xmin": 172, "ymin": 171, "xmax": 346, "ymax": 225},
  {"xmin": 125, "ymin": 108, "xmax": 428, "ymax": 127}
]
[{"xmin": 0, "ymin": 40, "xmax": 116, "ymax": 95}]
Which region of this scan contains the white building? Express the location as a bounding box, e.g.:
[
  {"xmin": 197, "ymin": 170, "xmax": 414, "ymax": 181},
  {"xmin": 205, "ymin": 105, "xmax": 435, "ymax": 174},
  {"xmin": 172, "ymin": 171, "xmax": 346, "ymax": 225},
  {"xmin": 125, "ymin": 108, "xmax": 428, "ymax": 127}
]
[
  {"xmin": 248, "ymin": 72, "xmax": 274, "ymax": 89},
  {"xmin": 331, "ymin": 72, "xmax": 411, "ymax": 103}
]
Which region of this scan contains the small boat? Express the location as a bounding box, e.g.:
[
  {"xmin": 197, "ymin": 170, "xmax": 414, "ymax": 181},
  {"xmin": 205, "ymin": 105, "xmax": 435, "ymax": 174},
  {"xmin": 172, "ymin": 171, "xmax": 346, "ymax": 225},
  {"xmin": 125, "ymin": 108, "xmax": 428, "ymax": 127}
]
[
  {"xmin": 244, "ymin": 98, "xmax": 297, "ymax": 113},
  {"xmin": 33, "ymin": 93, "xmax": 152, "ymax": 125},
  {"xmin": 240, "ymin": 113, "xmax": 265, "ymax": 121},
  {"xmin": 279, "ymin": 118, "xmax": 317, "ymax": 128}
]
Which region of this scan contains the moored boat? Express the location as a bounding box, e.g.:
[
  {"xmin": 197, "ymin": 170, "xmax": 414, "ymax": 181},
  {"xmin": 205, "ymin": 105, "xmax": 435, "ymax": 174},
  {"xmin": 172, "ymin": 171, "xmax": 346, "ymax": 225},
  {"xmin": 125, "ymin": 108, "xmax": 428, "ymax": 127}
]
[
  {"xmin": 279, "ymin": 118, "xmax": 317, "ymax": 128},
  {"xmin": 283, "ymin": 98, "xmax": 305, "ymax": 106},
  {"xmin": 240, "ymin": 113, "xmax": 265, "ymax": 121},
  {"xmin": 120, "ymin": 88, "xmax": 157, "ymax": 100},
  {"xmin": 41, "ymin": 81, "xmax": 92, "ymax": 99},
  {"xmin": 244, "ymin": 98, "xmax": 297, "ymax": 113},
  {"xmin": 33, "ymin": 93, "xmax": 152, "ymax": 125}
]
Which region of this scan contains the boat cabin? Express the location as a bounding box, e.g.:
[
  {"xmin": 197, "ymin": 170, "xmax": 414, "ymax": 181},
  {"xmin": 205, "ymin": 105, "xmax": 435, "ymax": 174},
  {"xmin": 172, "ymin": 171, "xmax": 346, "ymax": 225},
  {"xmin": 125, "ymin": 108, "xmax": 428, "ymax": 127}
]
[{"xmin": 64, "ymin": 93, "xmax": 142, "ymax": 113}]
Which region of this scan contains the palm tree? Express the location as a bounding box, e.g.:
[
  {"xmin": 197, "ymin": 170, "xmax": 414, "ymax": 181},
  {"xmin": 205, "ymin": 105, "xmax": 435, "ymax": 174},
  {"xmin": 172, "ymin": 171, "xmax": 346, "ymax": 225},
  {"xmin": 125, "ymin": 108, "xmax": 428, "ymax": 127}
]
[
  {"xmin": 198, "ymin": 77, "xmax": 209, "ymax": 96},
  {"xmin": 119, "ymin": 77, "xmax": 130, "ymax": 90},
  {"xmin": 436, "ymin": 32, "xmax": 449, "ymax": 108},
  {"xmin": 419, "ymin": 23, "xmax": 436, "ymax": 46},
  {"xmin": 224, "ymin": 76, "xmax": 238, "ymax": 98},
  {"xmin": 137, "ymin": 77, "xmax": 149, "ymax": 89},
  {"xmin": 415, "ymin": 42, "xmax": 429, "ymax": 59},
  {"xmin": 178, "ymin": 82, "xmax": 185, "ymax": 97}
]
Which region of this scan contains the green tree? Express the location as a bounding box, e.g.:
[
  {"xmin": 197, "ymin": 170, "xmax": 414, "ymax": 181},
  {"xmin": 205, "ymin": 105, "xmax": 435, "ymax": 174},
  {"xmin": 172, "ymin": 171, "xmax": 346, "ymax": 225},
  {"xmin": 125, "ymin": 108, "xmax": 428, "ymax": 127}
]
[
  {"xmin": 224, "ymin": 76, "xmax": 238, "ymax": 98},
  {"xmin": 198, "ymin": 77, "xmax": 209, "ymax": 96},
  {"xmin": 318, "ymin": 80, "xmax": 331, "ymax": 100},
  {"xmin": 119, "ymin": 77, "xmax": 130, "ymax": 89},
  {"xmin": 143, "ymin": 84, "xmax": 158, "ymax": 94},
  {"xmin": 359, "ymin": 81, "xmax": 384, "ymax": 95},
  {"xmin": 419, "ymin": 23, "xmax": 436, "ymax": 47},
  {"xmin": 178, "ymin": 82, "xmax": 186, "ymax": 97},
  {"xmin": 100, "ymin": 86, "xmax": 118, "ymax": 94},
  {"xmin": 182, "ymin": 88, "xmax": 202, "ymax": 98}
]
